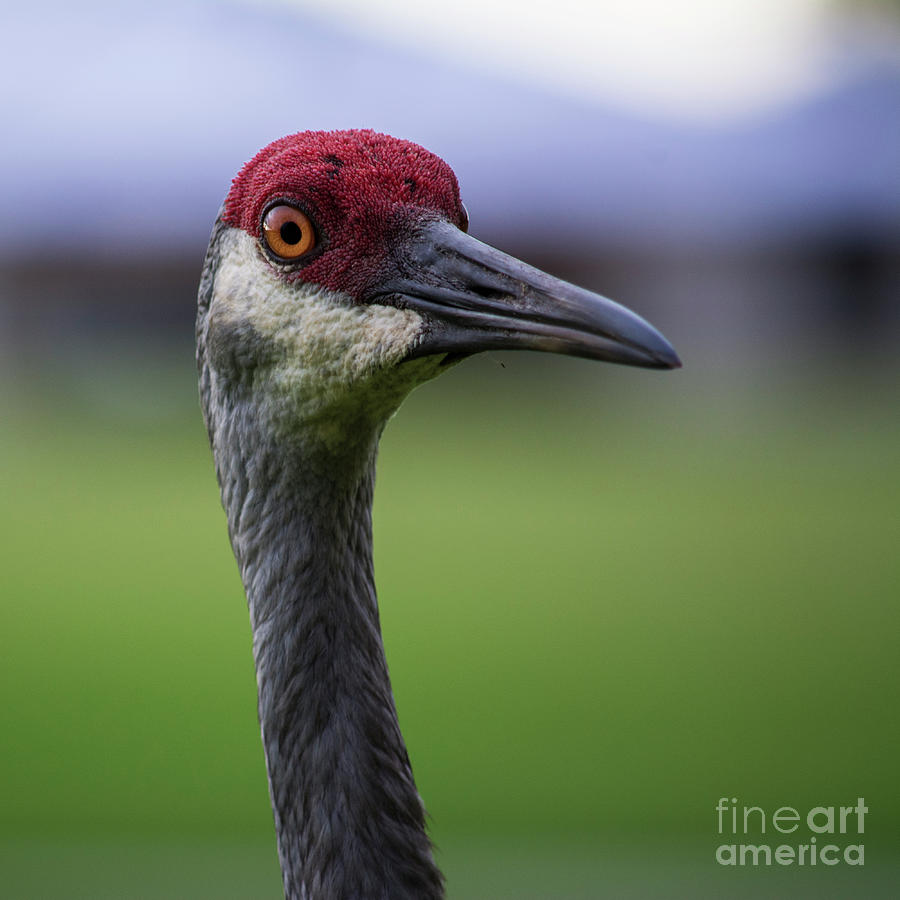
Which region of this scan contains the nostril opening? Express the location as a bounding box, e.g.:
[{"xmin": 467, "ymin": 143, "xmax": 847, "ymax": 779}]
[{"xmin": 469, "ymin": 282, "xmax": 510, "ymax": 302}]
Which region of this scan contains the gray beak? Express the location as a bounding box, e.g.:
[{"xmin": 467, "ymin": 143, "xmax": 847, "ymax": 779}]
[{"xmin": 370, "ymin": 218, "xmax": 681, "ymax": 370}]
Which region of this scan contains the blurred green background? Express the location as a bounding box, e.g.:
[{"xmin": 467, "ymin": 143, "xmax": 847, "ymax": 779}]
[
  {"xmin": 2, "ymin": 356, "xmax": 898, "ymax": 897},
  {"xmin": 3, "ymin": 0, "xmax": 900, "ymax": 897}
]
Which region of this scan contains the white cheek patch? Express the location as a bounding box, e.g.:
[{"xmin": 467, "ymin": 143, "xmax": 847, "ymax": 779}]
[
  {"xmin": 207, "ymin": 228, "xmax": 441, "ymax": 447},
  {"xmin": 211, "ymin": 229, "xmax": 423, "ymax": 374}
]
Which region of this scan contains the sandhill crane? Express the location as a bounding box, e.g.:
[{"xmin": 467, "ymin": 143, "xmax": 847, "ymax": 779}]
[{"xmin": 196, "ymin": 129, "xmax": 679, "ymax": 900}]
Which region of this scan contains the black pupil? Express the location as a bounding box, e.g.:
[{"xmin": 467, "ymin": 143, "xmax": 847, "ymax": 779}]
[{"xmin": 280, "ymin": 221, "xmax": 303, "ymax": 245}]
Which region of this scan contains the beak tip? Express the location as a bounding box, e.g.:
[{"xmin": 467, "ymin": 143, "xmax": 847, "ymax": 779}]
[
  {"xmin": 660, "ymin": 348, "xmax": 682, "ymax": 370},
  {"xmin": 639, "ymin": 330, "xmax": 681, "ymax": 370}
]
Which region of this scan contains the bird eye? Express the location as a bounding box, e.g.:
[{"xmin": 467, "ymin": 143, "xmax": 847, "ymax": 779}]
[{"xmin": 262, "ymin": 205, "xmax": 316, "ymax": 259}]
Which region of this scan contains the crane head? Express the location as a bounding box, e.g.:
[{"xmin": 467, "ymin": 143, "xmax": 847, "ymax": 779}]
[{"xmin": 198, "ymin": 130, "xmax": 679, "ymax": 453}]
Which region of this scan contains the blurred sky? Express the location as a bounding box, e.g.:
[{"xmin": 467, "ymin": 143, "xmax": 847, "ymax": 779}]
[
  {"xmin": 2, "ymin": 0, "xmax": 899, "ymax": 256},
  {"xmin": 267, "ymin": 0, "xmax": 861, "ymax": 119}
]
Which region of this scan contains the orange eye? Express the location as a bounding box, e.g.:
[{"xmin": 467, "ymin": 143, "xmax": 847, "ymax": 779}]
[{"xmin": 262, "ymin": 205, "xmax": 316, "ymax": 259}]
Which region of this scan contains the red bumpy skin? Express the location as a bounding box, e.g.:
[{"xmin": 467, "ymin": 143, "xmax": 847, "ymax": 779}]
[{"xmin": 223, "ymin": 129, "xmax": 467, "ymax": 300}]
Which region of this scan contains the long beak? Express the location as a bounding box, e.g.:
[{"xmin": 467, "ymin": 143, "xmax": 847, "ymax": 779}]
[{"xmin": 370, "ymin": 219, "xmax": 681, "ymax": 369}]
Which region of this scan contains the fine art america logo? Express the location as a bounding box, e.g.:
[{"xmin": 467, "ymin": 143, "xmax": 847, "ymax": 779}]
[{"xmin": 715, "ymin": 797, "xmax": 867, "ymax": 867}]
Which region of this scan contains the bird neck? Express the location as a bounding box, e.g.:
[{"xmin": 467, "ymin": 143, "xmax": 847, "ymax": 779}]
[{"xmin": 220, "ymin": 422, "xmax": 444, "ymax": 900}]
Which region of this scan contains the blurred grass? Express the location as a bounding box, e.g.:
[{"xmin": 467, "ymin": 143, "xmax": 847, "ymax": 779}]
[
  {"xmin": 2, "ymin": 836, "xmax": 899, "ymax": 899},
  {"xmin": 1, "ymin": 354, "xmax": 898, "ymax": 897}
]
